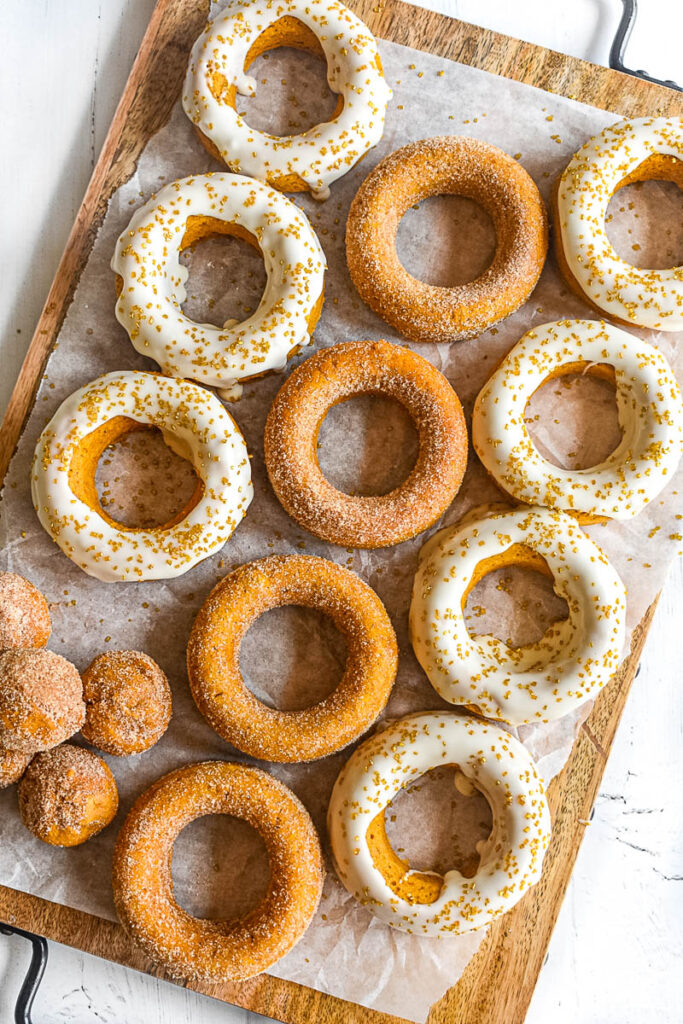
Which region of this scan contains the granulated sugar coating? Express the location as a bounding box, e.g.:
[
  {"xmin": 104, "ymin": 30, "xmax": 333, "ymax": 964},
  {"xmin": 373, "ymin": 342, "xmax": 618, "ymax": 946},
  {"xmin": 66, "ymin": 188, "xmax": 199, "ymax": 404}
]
[
  {"xmin": 0, "ymin": 746, "xmax": 32, "ymax": 788},
  {"xmin": 82, "ymin": 650, "xmax": 172, "ymax": 756},
  {"xmin": 0, "ymin": 572, "xmax": 51, "ymax": 650},
  {"xmin": 0, "ymin": 649, "xmax": 85, "ymax": 754}
]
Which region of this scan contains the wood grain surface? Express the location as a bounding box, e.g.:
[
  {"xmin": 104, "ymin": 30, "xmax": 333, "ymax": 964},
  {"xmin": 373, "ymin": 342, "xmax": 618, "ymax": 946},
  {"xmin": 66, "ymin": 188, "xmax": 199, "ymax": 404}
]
[{"xmin": 0, "ymin": 1, "xmax": 680, "ymax": 1022}]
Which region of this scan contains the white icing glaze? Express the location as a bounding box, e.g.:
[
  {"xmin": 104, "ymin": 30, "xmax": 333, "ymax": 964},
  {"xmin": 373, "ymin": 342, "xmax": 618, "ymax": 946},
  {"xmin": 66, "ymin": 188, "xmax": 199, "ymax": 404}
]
[
  {"xmin": 556, "ymin": 117, "xmax": 683, "ymax": 329},
  {"xmin": 31, "ymin": 371, "xmax": 253, "ymax": 582},
  {"xmin": 409, "ymin": 507, "xmax": 626, "ymax": 725},
  {"xmin": 327, "ymin": 711, "xmax": 551, "ymax": 936},
  {"xmin": 182, "ymin": 0, "xmax": 391, "ymax": 197},
  {"xmin": 472, "ymin": 319, "xmax": 683, "ymax": 520},
  {"xmin": 111, "ymin": 173, "xmax": 326, "ymax": 391}
]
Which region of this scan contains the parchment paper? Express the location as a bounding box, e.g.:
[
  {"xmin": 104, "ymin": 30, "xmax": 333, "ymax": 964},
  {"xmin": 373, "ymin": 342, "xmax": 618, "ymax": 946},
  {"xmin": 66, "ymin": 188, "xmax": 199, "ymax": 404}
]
[{"xmin": 1, "ymin": 24, "xmax": 682, "ymax": 1022}]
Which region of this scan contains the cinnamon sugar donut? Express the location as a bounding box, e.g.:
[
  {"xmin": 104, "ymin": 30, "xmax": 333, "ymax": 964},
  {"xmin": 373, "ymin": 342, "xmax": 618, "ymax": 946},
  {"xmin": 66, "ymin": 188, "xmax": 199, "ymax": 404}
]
[
  {"xmin": 187, "ymin": 555, "xmax": 397, "ymax": 762},
  {"xmin": 18, "ymin": 743, "xmax": 118, "ymax": 846},
  {"xmin": 0, "ymin": 573, "xmax": 51, "ymax": 651},
  {"xmin": 82, "ymin": 651, "xmax": 172, "ymax": 756},
  {"xmin": 0, "ymin": 746, "xmax": 32, "ymax": 788},
  {"xmin": 0, "ymin": 649, "xmax": 85, "ymax": 754},
  {"xmin": 346, "ymin": 136, "xmax": 548, "ymax": 342},
  {"xmin": 264, "ymin": 340, "xmax": 467, "ymax": 548},
  {"xmin": 113, "ymin": 761, "xmax": 323, "ymax": 981}
]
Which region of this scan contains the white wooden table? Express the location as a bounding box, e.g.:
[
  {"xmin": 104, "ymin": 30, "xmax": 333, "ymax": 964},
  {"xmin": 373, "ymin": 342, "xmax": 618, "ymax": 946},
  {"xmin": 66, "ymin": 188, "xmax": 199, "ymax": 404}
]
[{"xmin": 1, "ymin": 1, "xmax": 681, "ymax": 1021}]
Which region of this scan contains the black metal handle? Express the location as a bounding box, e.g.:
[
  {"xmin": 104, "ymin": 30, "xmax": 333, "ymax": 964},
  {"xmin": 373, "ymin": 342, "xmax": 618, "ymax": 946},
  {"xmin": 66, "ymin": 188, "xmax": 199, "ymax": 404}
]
[
  {"xmin": 609, "ymin": 0, "xmax": 681, "ymax": 92},
  {"xmin": 0, "ymin": 924, "xmax": 48, "ymax": 1024}
]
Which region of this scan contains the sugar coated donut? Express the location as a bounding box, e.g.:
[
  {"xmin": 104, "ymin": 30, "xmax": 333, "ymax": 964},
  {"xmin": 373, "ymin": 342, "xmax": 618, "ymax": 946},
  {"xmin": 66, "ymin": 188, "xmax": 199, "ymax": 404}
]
[
  {"xmin": 410, "ymin": 506, "xmax": 626, "ymax": 725},
  {"xmin": 113, "ymin": 761, "xmax": 323, "ymax": 980},
  {"xmin": 112, "ymin": 173, "xmax": 325, "ymax": 395},
  {"xmin": 18, "ymin": 743, "xmax": 118, "ymax": 846},
  {"xmin": 82, "ymin": 651, "xmax": 172, "ymax": 756},
  {"xmin": 346, "ymin": 136, "xmax": 548, "ymax": 342},
  {"xmin": 264, "ymin": 340, "xmax": 467, "ymax": 548},
  {"xmin": 328, "ymin": 711, "xmax": 551, "ymax": 935},
  {"xmin": 473, "ymin": 319, "xmax": 683, "ymax": 521},
  {"xmin": 0, "ymin": 572, "xmax": 51, "ymax": 650},
  {"xmin": 0, "ymin": 746, "xmax": 32, "ymax": 788},
  {"xmin": 0, "ymin": 649, "xmax": 85, "ymax": 754},
  {"xmin": 182, "ymin": 0, "xmax": 391, "ymax": 200},
  {"xmin": 31, "ymin": 370, "xmax": 253, "ymax": 582},
  {"xmin": 553, "ymin": 117, "xmax": 683, "ymax": 330},
  {"xmin": 187, "ymin": 555, "xmax": 397, "ymax": 762}
]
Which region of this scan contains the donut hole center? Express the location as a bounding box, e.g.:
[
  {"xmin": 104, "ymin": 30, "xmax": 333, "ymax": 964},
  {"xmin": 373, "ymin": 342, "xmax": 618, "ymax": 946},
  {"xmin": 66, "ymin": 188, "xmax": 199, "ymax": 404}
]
[
  {"xmin": 464, "ymin": 547, "xmax": 569, "ymax": 649},
  {"xmin": 236, "ymin": 19, "xmax": 340, "ymax": 137},
  {"xmin": 239, "ymin": 606, "xmax": 348, "ymax": 711},
  {"xmin": 179, "ymin": 218, "xmax": 267, "ymax": 328},
  {"xmin": 171, "ymin": 814, "xmax": 270, "ymax": 920},
  {"xmin": 525, "ymin": 364, "xmax": 623, "ymax": 470},
  {"xmin": 90, "ymin": 422, "xmax": 201, "ymax": 530},
  {"xmin": 396, "ymin": 195, "xmax": 496, "ymax": 287},
  {"xmin": 606, "ymin": 167, "xmax": 683, "ymax": 269},
  {"xmin": 317, "ymin": 394, "xmax": 419, "ymax": 496}
]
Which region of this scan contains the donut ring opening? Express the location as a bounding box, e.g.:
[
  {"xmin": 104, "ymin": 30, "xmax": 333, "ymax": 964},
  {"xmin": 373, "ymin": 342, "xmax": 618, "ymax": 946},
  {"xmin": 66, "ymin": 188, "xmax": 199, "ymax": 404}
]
[
  {"xmin": 113, "ymin": 761, "xmax": 324, "ymax": 981},
  {"xmin": 187, "ymin": 555, "xmax": 398, "ymax": 762},
  {"xmin": 264, "ymin": 340, "xmax": 468, "ymax": 549}
]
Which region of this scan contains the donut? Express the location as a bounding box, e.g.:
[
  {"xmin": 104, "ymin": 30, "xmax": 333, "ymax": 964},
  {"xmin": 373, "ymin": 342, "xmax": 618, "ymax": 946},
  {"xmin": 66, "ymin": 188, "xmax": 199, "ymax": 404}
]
[
  {"xmin": 264, "ymin": 340, "xmax": 468, "ymax": 548},
  {"xmin": 0, "ymin": 649, "xmax": 85, "ymax": 754},
  {"xmin": 0, "ymin": 746, "xmax": 32, "ymax": 788},
  {"xmin": 409, "ymin": 506, "xmax": 626, "ymax": 726},
  {"xmin": 113, "ymin": 761, "xmax": 323, "ymax": 980},
  {"xmin": 328, "ymin": 711, "xmax": 551, "ymax": 935},
  {"xmin": 346, "ymin": 136, "xmax": 548, "ymax": 342},
  {"xmin": 31, "ymin": 370, "xmax": 253, "ymax": 582},
  {"xmin": 182, "ymin": 0, "xmax": 391, "ymax": 200},
  {"xmin": 111, "ymin": 174, "xmax": 325, "ymax": 396},
  {"xmin": 0, "ymin": 572, "xmax": 51, "ymax": 650},
  {"xmin": 18, "ymin": 743, "xmax": 118, "ymax": 847},
  {"xmin": 472, "ymin": 319, "xmax": 683, "ymax": 521},
  {"xmin": 81, "ymin": 651, "xmax": 172, "ymax": 756},
  {"xmin": 188, "ymin": 555, "xmax": 397, "ymax": 761},
  {"xmin": 553, "ymin": 117, "xmax": 683, "ymax": 330}
]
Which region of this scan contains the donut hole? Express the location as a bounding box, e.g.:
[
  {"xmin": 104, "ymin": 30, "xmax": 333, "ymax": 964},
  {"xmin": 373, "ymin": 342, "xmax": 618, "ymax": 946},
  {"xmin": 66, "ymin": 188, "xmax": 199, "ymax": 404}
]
[
  {"xmin": 317, "ymin": 394, "xmax": 419, "ymax": 496},
  {"xmin": 396, "ymin": 195, "xmax": 497, "ymax": 287},
  {"xmin": 524, "ymin": 366, "xmax": 623, "ymax": 470},
  {"xmin": 239, "ymin": 605, "xmax": 348, "ymax": 711},
  {"xmin": 606, "ymin": 177, "xmax": 683, "ymax": 270},
  {"xmin": 92, "ymin": 424, "xmax": 201, "ymax": 530},
  {"xmin": 179, "ymin": 219, "xmax": 267, "ymax": 328},
  {"xmin": 171, "ymin": 813, "xmax": 271, "ymax": 920}
]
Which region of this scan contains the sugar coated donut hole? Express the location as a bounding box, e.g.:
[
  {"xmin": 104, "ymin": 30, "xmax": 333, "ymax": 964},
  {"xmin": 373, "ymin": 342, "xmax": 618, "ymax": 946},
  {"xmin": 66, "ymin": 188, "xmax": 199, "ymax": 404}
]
[
  {"xmin": 18, "ymin": 743, "xmax": 119, "ymax": 846},
  {"xmin": 0, "ymin": 649, "xmax": 85, "ymax": 754},
  {"xmin": 0, "ymin": 572, "xmax": 51, "ymax": 651},
  {"xmin": 0, "ymin": 746, "xmax": 32, "ymax": 788},
  {"xmin": 81, "ymin": 650, "xmax": 172, "ymax": 756}
]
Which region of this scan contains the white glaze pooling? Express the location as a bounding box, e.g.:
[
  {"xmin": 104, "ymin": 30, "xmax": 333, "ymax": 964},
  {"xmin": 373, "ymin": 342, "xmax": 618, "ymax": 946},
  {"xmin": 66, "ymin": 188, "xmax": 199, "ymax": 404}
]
[
  {"xmin": 472, "ymin": 319, "xmax": 683, "ymax": 519},
  {"xmin": 111, "ymin": 173, "xmax": 326, "ymax": 391},
  {"xmin": 328, "ymin": 711, "xmax": 551, "ymax": 936},
  {"xmin": 31, "ymin": 371, "xmax": 253, "ymax": 582},
  {"xmin": 182, "ymin": 0, "xmax": 391, "ymax": 198},
  {"xmin": 556, "ymin": 117, "xmax": 683, "ymax": 330},
  {"xmin": 409, "ymin": 507, "xmax": 626, "ymax": 726}
]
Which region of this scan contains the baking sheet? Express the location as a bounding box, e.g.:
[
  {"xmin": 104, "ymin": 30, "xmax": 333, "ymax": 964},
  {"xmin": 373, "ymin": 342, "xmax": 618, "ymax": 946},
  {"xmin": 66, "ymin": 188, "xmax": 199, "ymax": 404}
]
[{"xmin": 1, "ymin": 24, "xmax": 682, "ymax": 1023}]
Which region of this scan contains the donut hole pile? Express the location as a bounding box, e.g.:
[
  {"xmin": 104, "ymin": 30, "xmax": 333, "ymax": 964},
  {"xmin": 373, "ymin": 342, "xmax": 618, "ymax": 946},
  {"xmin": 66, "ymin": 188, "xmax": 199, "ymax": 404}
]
[
  {"xmin": 605, "ymin": 176, "xmax": 683, "ymax": 270},
  {"xmin": 396, "ymin": 193, "xmax": 497, "ymax": 287}
]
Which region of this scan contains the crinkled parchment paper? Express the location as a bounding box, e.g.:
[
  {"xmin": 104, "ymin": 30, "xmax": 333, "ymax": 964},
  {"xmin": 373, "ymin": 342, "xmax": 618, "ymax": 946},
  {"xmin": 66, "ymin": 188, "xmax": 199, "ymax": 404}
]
[{"xmin": 1, "ymin": 23, "xmax": 682, "ymax": 1022}]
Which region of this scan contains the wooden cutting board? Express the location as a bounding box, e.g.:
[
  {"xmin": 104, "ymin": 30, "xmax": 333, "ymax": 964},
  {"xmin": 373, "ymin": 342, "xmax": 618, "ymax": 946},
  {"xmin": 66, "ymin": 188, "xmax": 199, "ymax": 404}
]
[{"xmin": 0, "ymin": 2, "xmax": 680, "ymax": 1021}]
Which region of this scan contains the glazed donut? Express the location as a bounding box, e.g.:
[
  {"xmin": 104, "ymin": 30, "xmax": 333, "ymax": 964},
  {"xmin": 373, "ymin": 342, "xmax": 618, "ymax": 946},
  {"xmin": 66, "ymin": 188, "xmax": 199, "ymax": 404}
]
[
  {"xmin": 182, "ymin": 0, "xmax": 391, "ymax": 200},
  {"xmin": 18, "ymin": 743, "xmax": 118, "ymax": 847},
  {"xmin": 473, "ymin": 319, "xmax": 683, "ymax": 521},
  {"xmin": 81, "ymin": 651, "xmax": 172, "ymax": 756},
  {"xmin": 0, "ymin": 746, "xmax": 32, "ymax": 788},
  {"xmin": 264, "ymin": 340, "xmax": 467, "ymax": 548},
  {"xmin": 346, "ymin": 136, "xmax": 548, "ymax": 342},
  {"xmin": 0, "ymin": 572, "xmax": 51, "ymax": 650},
  {"xmin": 328, "ymin": 711, "xmax": 551, "ymax": 935},
  {"xmin": 31, "ymin": 370, "xmax": 253, "ymax": 582},
  {"xmin": 553, "ymin": 117, "xmax": 683, "ymax": 330},
  {"xmin": 0, "ymin": 649, "xmax": 85, "ymax": 754},
  {"xmin": 112, "ymin": 174, "xmax": 325, "ymax": 396},
  {"xmin": 113, "ymin": 761, "xmax": 323, "ymax": 980},
  {"xmin": 187, "ymin": 555, "xmax": 397, "ymax": 762},
  {"xmin": 409, "ymin": 506, "xmax": 626, "ymax": 726}
]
